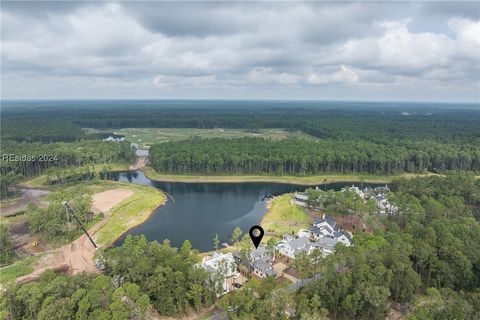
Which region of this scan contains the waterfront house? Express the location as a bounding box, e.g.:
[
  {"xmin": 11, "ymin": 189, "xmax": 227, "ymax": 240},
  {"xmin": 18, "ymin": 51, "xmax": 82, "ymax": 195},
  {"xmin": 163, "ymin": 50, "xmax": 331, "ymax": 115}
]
[
  {"xmin": 291, "ymin": 192, "xmax": 309, "ymax": 207},
  {"xmin": 201, "ymin": 252, "xmax": 238, "ymax": 293},
  {"xmin": 341, "ymin": 185, "xmax": 365, "ymax": 199},
  {"xmin": 250, "ymin": 245, "xmax": 268, "ymax": 261}
]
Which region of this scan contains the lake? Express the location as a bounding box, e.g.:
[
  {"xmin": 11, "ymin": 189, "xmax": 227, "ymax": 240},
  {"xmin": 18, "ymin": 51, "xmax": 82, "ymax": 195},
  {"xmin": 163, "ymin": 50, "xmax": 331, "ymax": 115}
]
[{"xmin": 110, "ymin": 171, "xmax": 380, "ymax": 251}]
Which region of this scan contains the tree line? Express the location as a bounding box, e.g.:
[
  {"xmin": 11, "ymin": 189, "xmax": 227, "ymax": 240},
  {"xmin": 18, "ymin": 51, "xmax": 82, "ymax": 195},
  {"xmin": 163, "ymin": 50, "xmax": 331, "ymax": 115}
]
[
  {"xmin": 149, "ymin": 138, "xmax": 479, "ymax": 175},
  {"xmin": 0, "ymin": 140, "xmax": 134, "ymax": 199},
  {"xmin": 1, "ymin": 271, "xmax": 150, "ymax": 320},
  {"xmin": 219, "ymin": 174, "xmax": 480, "ymax": 319},
  {"xmin": 2, "ymin": 102, "xmax": 479, "ymax": 144}
]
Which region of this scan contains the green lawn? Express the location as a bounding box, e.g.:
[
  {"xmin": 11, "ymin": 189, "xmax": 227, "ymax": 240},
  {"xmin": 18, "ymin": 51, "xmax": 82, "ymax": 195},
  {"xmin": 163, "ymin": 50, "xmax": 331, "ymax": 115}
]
[
  {"xmin": 143, "ymin": 166, "xmax": 433, "ymax": 185},
  {"xmin": 0, "ymin": 256, "xmax": 39, "ymax": 284},
  {"xmin": 261, "ymin": 194, "xmax": 312, "ymax": 236},
  {"xmin": 95, "ymin": 183, "xmax": 166, "ymax": 245},
  {"xmin": 100, "ymin": 128, "xmax": 318, "ymax": 148}
]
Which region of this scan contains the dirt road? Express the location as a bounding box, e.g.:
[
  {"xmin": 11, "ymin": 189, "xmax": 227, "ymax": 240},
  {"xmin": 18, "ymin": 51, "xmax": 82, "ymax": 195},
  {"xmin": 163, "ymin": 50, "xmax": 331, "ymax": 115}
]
[{"xmin": 16, "ymin": 189, "xmax": 134, "ymax": 283}]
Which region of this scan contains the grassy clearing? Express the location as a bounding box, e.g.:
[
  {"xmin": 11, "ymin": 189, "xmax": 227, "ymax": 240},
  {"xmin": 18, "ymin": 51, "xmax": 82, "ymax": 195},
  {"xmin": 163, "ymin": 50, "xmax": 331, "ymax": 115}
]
[
  {"xmin": 261, "ymin": 194, "xmax": 311, "ymax": 236},
  {"xmin": 102, "ymin": 128, "xmax": 318, "ymax": 148},
  {"xmin": 0, "ymin": 197, "xmax": 22, "ymax": 208},
  {"xmin": 0, "ymin": 256, "xmax": 40, "ymax": 284},
  {"xmin": 95, "ymin": 183, "xmax": 166, "ymax": 245},
  {"xmin": 143, "ymin": 167, "xmax": 433, "ymax": 185},
  {"xmin": 21, "ymin": 163, "xmax": 131, "ymax": 188}
]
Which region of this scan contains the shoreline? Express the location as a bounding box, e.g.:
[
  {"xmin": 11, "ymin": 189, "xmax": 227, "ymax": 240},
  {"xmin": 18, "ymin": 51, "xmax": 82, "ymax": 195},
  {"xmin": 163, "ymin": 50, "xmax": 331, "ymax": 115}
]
[
  {"xmin": 100, "ymin": 195, "xmax": 167, "ymax": 249},
  {"xmin": 142, "ymin": 166, "xmax": 436, "ymax": 185},
  {"xmin": 94, "ymin": 182, "xmax": 167, "ymax": 246}
]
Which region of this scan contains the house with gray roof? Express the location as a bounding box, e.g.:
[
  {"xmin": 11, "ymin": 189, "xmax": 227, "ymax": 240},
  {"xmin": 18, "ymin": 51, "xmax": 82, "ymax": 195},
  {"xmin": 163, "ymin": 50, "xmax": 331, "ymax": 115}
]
[
  {"xmin": 250, "ymin": 245, "xmax": 267, "ymax": 261},
  {"xmin": 251, "ymin": 256, "xmax": 277, "ymax": 278},
  {"xmin": 313, "ymin": 237, "xmax": 341, "ymax": 255},
  {"xmin": 310, "ymin": 214, "xmax": 352, "ymax": 247},
  {"xmin": 277, "ymin": 235, "xmax": 313, "ymax": 259},
  {"xmin": 310, "ymin": 214, "xmax": 339, "ymax": 238}
]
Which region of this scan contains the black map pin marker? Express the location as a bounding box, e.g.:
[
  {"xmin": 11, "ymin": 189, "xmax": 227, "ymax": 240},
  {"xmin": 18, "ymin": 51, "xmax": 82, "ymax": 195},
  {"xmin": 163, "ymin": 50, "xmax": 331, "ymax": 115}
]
[{"xmin": 249, "ymin": 225, "xmax": 264, "ymax": 249}]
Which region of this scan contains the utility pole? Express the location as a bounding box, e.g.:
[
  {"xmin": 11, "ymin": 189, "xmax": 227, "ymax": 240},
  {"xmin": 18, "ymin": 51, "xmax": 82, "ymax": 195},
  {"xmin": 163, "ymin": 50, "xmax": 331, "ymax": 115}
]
[{"xmin": 62, "ymin": 201, "xmax": 97, "ymax": 249}]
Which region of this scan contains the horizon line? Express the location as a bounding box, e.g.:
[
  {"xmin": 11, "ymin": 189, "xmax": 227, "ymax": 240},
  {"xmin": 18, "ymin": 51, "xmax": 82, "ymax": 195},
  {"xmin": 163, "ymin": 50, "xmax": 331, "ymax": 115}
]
[{"xmin": 1, "ymin": 98, "xmax": 479, "ymax": 105}]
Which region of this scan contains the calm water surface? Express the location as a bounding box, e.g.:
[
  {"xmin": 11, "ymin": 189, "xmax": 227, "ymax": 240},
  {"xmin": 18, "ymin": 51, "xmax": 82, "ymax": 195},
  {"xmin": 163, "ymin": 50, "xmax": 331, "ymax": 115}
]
[{"xmin": 111, "ymin": 171, "xmax": 379, "ymax": 251}]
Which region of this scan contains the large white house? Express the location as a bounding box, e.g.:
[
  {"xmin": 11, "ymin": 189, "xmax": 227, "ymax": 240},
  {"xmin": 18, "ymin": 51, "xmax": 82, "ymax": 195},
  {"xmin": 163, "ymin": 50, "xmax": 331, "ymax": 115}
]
[
  {"xmin": 277, "ymin": 234, "xmax": 314, "ymax": 259},
  {"xmin": 309, "ymin": 215, "xmax": 352, "ymax": 247},
  {"xmin": 201, "ymin": 252, "xmax": 238, "ymax": 293}
]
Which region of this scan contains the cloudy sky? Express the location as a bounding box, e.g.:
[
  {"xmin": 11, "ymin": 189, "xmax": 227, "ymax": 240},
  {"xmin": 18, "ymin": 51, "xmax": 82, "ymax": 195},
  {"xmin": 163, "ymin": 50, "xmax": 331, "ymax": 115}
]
[{"xmin": 1, "ymin": 1, "xmax": 479, "ymax": 102}]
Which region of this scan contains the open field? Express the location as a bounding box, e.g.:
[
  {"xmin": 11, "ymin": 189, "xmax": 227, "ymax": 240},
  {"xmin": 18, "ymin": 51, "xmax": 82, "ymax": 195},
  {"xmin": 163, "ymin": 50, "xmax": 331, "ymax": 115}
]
[
  {"xmin": 261, "ymin": 194, "xmax": 312, "ymax": 236},
  {"xmin": 91, "ymin": 128, "xmax": 319, "ymax": 147},
  {"xmin": 143, "ymin": 167, "xmax": 438, "ymax": 185}
]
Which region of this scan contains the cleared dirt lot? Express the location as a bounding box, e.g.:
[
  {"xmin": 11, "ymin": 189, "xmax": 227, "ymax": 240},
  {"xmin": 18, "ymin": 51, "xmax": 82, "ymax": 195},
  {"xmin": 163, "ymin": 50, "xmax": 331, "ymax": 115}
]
[
  {"xmin": 16, "ymin": 188, "xmax": 135, "ymax": 283},
  {"xmin": 91, "ymin": 189, "xmax": 134, "ymax": 213}
]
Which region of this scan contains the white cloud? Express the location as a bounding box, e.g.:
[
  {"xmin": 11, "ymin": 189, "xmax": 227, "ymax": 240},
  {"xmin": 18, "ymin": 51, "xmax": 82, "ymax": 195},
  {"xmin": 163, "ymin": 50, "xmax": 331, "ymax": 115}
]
[{"xmin": 1, "ymin": 1, "xmax": 479, "ymax": 101}]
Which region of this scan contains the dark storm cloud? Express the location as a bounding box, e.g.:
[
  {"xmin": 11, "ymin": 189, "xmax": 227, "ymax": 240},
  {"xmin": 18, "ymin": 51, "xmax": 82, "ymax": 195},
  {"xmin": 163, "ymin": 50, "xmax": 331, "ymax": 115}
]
[
  {"xmin": 0, "ymin": 0, "xmax": 88, "ymax": 17},
  {"xmin": 421, "ymin": 1, "xmax": 480, "ymax": 20},
  {"xmin": 123, "ymin": 2, "xmax": 258, "ymax": 37}
]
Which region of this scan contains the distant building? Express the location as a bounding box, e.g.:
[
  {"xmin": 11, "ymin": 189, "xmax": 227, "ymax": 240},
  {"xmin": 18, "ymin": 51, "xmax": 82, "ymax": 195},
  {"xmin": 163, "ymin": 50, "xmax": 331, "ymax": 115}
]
[
  {"xmin": 291, "ymin": 192, "xmax": 309, "ymax": 207},
  {"xmin": 103, "ymin": 136, "xmax": 124, "ymax": 142},
  {"xmin": 341, "ymin": 185, "xmax": 365, "ymax": 199}
]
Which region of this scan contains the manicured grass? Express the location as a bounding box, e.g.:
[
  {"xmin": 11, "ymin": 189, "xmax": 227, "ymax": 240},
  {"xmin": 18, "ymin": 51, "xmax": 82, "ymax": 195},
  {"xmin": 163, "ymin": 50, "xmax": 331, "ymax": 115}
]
[
  {"xmin": 0, "ymin": 256, "xmax": 39, "ymax": 284},
  {"xmin": 21, "ymin": 163, "xmax": 131, "ymax": 188},
  {"xmin": 95, "ymin": 183, "xmax": 166, "ymax": 245},
  {"xmin": 144, "ymin": 166, "xmax": 433, "ymax": 185},
  {"xmin": 106, "ymin": 128, "xmax": 318, "ymax": 148},
  {"xmin": 261, "ymin": 194, "xmax": 312, "ymax": 236}
]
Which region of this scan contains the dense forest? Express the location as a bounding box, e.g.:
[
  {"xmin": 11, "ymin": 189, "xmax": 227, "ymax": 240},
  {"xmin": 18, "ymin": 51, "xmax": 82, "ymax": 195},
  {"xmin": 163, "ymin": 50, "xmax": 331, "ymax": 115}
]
[
  {"xmin": 220, "ymin": 174, "xmax": 480, "ymax": 319},
  {"xmin": 2, "ymin": 174, "xmax": 479, "ymax": 319},
  {"xmin": 0, "ymin": 236, "xmax": 218, "ymax": 319},
  {"xmin": 149, "ymin": 138, "xmax": 479, "ymax": 175},
  {"xmin": 0, "ymin": 140, "xmax": 134, "ymax": 198},
  {"xmin": 2, "ymin": 101, "xmax": 479, "ymax": 143},
  {"xmin": 1, "ymin": 102, "xmax": 478, "ymax": 189}
]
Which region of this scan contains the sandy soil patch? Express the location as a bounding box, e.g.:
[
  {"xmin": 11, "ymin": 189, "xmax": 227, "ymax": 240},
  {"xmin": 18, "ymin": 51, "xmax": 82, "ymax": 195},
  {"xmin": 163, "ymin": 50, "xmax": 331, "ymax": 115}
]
[
  {"xmin": 17, "ymin": 188, "xmax": 135, "ymax": 283},
  {"xmin": 91, "ymin": 189, "xmax": 134, "ymax": 214}
]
